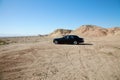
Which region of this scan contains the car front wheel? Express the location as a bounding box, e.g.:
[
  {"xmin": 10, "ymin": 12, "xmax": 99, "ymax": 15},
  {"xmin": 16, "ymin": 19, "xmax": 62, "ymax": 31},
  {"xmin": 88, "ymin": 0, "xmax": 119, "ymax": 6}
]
[
  {"xmin": 54, "ymin": 40, "xmax": 58, "ymax": 44},
  {"xmin": 73, "ymin": 41, "xmax": 78, "ymax": 45}
]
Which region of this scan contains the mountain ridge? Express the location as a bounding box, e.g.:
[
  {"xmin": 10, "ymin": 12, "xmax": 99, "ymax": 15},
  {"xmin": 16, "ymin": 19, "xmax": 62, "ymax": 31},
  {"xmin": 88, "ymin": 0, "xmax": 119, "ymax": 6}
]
[{"xmin": 49, "ymin": 25, "xmax": 120, "ymax": 37}]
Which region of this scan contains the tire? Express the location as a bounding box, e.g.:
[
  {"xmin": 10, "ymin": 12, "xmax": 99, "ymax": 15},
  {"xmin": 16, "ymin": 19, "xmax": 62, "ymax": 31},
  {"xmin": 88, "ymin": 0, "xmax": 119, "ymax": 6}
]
[
  {"xmin": 54, "ymin": 40, "xmax": 58, "ymax": 44},
  {"xmin": 73, "ymin": 41, "xmax": 78, "ymax": 45}
]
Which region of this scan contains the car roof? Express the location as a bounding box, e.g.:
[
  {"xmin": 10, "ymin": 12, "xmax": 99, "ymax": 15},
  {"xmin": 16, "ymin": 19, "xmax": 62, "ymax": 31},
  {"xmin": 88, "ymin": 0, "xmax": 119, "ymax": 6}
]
[
  {"xmin": 64, "ymin": 35, "xmax": 78, "ymax": 37},
  {"xmin": 63, "ymin": 35, "xmax": 80, "ymax": 38}
]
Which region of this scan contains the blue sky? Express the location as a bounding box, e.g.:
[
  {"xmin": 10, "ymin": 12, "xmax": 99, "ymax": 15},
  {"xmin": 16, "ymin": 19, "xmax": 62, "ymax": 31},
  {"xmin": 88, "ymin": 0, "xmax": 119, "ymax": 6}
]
[{"xmin": 0, "ymin": 0, "xmax": 120, "ymax": 36}]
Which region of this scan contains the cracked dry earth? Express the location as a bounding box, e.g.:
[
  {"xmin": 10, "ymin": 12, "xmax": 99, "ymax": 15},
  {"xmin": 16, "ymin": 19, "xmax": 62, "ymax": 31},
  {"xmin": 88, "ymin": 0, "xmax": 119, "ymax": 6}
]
[{"xmin": 0, "ymin": 37, "xmax": 120, "ymax": 80}]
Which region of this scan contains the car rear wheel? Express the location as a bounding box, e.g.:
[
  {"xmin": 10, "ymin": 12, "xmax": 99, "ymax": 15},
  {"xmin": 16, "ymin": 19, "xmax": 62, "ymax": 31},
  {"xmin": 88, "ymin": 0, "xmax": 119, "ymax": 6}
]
[
  {"xmin": 54, "ymin": 40, "xmax": 58, "ymax": 44},
  {"xmin": 73, "ymin": 41, "xmax": 78, "ymax": 45}
]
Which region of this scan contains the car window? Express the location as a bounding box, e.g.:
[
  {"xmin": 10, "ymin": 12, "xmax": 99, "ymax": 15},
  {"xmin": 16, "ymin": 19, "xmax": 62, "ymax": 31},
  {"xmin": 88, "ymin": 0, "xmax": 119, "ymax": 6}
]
[
  {"xmin": 66, "ymin": 36, "xmax": 69, "ymax": 39},
  {"xmin": 63, "ymin": 36, "xmax": 71, "ymax": 39},
  {"xmin": 63, "ymin": 36, "xmax": 68, "ymax": 39},
  {"xmin": 70, "ymin": 36, "xmax": 74, "ymax": 39}
]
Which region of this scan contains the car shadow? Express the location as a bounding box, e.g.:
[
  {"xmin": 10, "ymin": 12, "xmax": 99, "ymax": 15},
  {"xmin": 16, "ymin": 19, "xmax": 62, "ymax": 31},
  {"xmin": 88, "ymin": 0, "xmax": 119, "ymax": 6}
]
[
  {"xmin": 56, "ymin": 43, "xmax": 93, "ymax": 45},
  {"xmin": 78, "ymin": 43, "xmax": 93, "ymax": 45}
]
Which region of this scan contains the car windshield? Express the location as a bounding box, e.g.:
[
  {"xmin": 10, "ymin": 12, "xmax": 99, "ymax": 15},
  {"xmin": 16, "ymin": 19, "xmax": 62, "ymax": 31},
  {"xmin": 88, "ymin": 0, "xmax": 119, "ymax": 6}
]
[{"xmin": 63, "ymin": 36, "xmax": 69, "ymax": 39}]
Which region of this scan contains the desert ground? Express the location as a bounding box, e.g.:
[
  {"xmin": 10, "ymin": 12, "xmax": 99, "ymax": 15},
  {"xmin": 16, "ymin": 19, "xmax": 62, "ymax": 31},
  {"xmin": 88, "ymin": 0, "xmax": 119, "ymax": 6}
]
[{"xmin": 0, "ymin": 35, "xmax": 120, "ymax": 80}]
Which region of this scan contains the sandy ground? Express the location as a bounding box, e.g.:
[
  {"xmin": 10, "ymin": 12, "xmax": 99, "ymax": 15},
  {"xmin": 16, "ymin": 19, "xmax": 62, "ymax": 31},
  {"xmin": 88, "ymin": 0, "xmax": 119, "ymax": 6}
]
[{"xmin": 0, "ymin": 36, "xmax": 120, "ymax": 80}]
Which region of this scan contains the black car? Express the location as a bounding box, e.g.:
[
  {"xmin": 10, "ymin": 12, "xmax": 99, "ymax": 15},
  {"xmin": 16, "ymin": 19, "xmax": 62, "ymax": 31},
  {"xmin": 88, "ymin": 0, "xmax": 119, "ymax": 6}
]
[{"xmin": 53, "ymin": 35, "xmax": 84, "ymax": 45}]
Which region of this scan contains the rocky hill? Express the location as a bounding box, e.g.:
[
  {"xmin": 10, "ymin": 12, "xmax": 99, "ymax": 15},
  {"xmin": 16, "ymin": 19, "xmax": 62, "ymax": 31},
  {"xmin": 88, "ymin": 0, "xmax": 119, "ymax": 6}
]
[
  {"xmin": 107, "ymin": 27, "xmax": 120, "ymax": 36},
  {"xmin": 71, "ymin": 25, "xmax": 107, "ymax": 37},
  {"xmin": 49, "ymin": 25, "xmax": 120, "ymax": 37},
  {"xmin": 49, "ymin": 29, "xmax": 72, "ymax": 37}
]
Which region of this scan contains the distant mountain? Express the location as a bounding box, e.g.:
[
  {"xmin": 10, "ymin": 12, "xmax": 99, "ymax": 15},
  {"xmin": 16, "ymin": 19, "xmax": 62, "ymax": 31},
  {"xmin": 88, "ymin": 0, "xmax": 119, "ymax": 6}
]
[
  {"xmin": 0, "ymin": 34, "xmax": 22, "ymax": 37},
  {"xmin": 49, "ymin": 25, "xmax": 120, "ymax": 37}
]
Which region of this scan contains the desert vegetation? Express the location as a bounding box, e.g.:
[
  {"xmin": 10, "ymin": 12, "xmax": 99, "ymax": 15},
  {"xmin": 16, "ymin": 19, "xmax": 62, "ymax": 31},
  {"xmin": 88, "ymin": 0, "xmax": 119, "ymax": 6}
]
[{"xmin": 0, "ymin": 40, "xmax": 8, "ymax": 45}]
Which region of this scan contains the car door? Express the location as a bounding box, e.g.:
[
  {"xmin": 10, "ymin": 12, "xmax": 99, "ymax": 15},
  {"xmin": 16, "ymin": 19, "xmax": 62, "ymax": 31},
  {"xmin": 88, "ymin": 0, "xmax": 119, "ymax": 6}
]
[
  {"xmin": 69, "ymin": 36, "xmax": 74, "ymax": 43},
  {"xmin": 65, "ymin": 35, "xmax": 74, "ymax": 44},
  {"xmin": 62, "ymin": 36, "xmax": 69, "ymax": 44},
  {"xmin": 59, "ymin": 36, "xmax": 66, "ymax": 43},
  {"xmin": 65, "ymin": 36, "xmax": 70, "ymax": 43}
]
